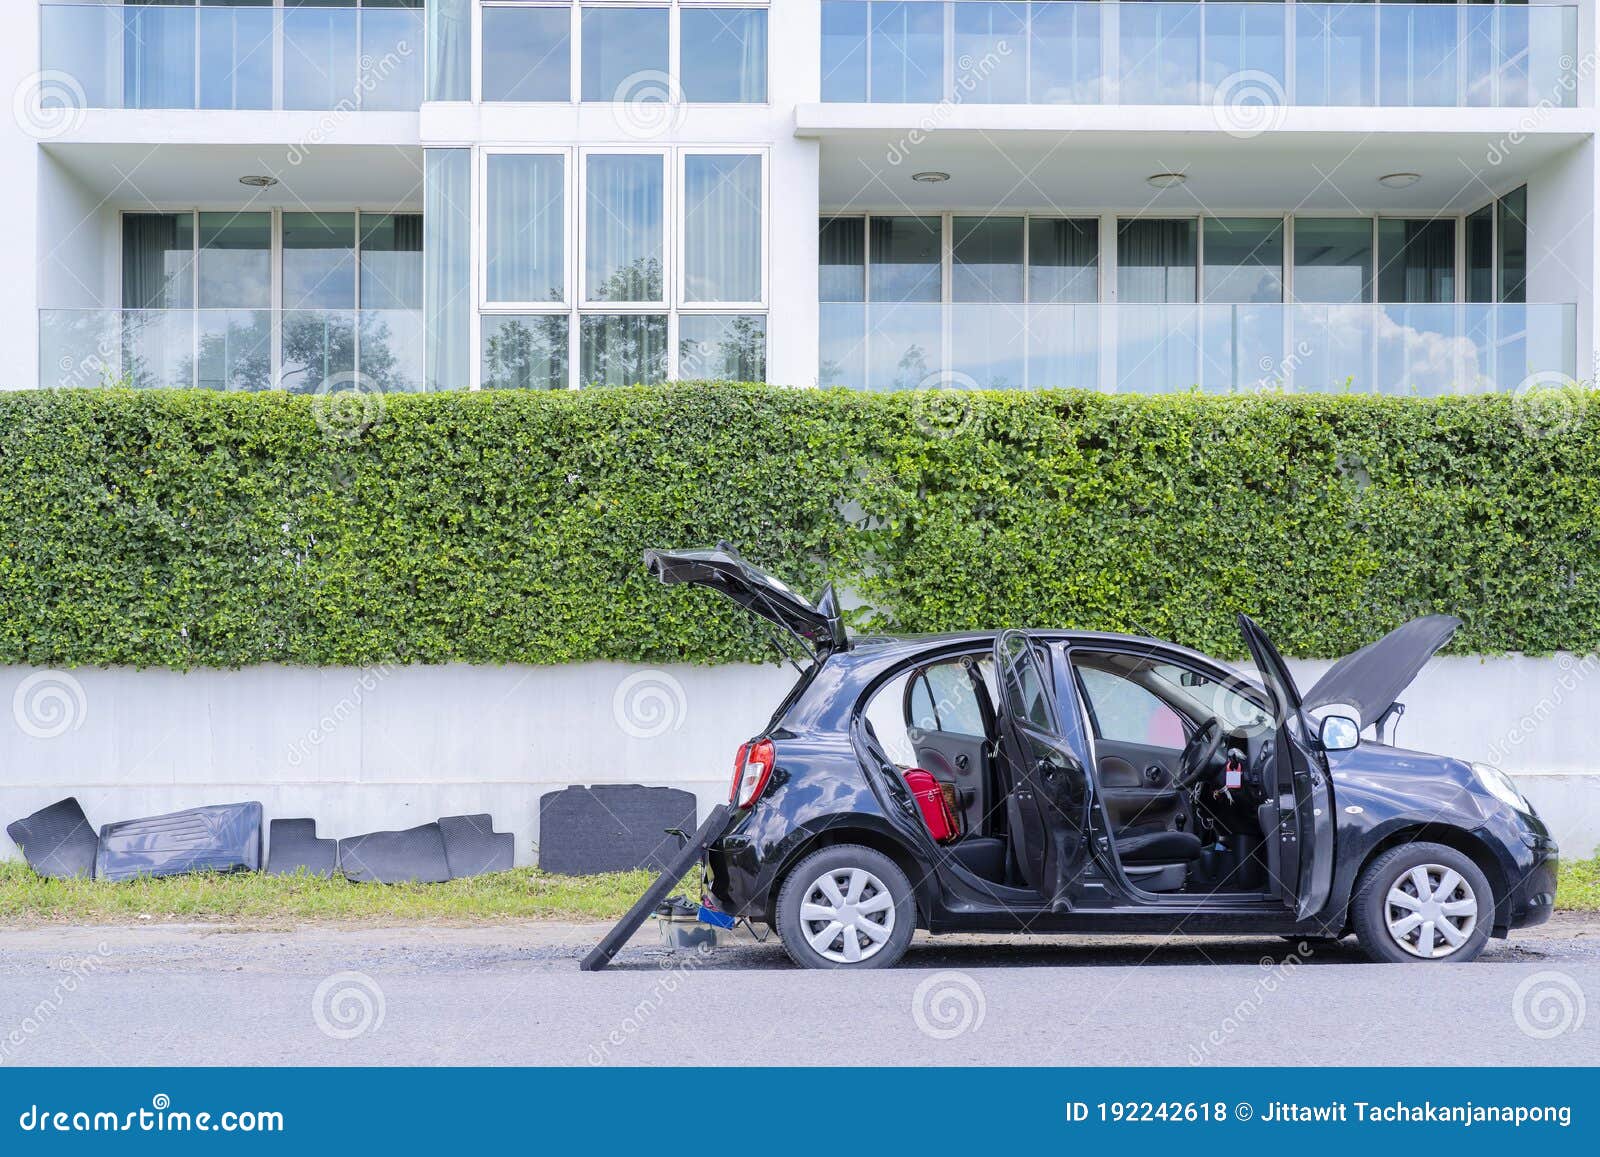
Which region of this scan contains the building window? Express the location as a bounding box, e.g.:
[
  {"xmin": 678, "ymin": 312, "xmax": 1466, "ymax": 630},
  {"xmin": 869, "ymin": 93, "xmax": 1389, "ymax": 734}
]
[
  {"xmin": 680, "ymin": 8, "xmax": 768, "ymax": 102},
  {"xmin": 682, "ymin": 154, "xmax": 763, "ymax": 303},
  {"xmin": 581, "ymin": 6, "xmax": 670, "ymax": 102},
  {"xmin": 1028, "ymin": 218, "xmax": 1098, "ymax": 303},
  {"xmin": 870, "ymin": 216, "xmax": 942, "ymax": 303},
  {"xmin": 1203, "ymin": 218, "xmax": 1283, "ymax": 303},
  {"xmin": 1497, "ymin": 186, "xmax": 1527, "ymax": 304},
  {"xmin": 482, "ymin": 3, "xmax": 573, "ymax": 102},
  {"xmin": 580, "ymin": 313, "xmax": 669, "ymax": 385},
  {"xmin": 679, "ymin": 314, "xmax": 766, "ymax": 380},
  {"xmin": 1117, "ymin": 219, "xmax": 1196, "ymax": 303},
  {"xmin": 120, "ymin": 207, "xmax": 424, "ymax": 393},
  {"xmin": 820, "ymin": 216, "xmax": 866, "ymax": 303},
  {"xmin": 1377, "ymin": 218, "xmax": 1455, "ymax": 303},
  {"xmin": 481, "ymin": 314, "xmax": 570, "ymax": 389},
  {"xmin": 585, "ymin": 153, "xmax": 666, "ymax": 303},
  {"xmin": 1292, "ymin": 218, "xmax": 1372, "ymax": 303},
  {"xmin": 953, "ymin": 217, "xmax": 1024, "ymax": 304},
  {"xmin": 485, "ymin": 152, "xmax": 567, "ymax": 305},
  {"xmin": 1466, "ymin": 205, "xmax": 1494, "ymax": 304}
]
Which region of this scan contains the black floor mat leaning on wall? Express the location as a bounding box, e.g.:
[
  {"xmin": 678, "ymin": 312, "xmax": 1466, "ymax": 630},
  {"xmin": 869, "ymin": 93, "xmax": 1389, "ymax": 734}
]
[
  {"xmin": 338, "ymin": 823, "xmax": 451, "ymax": 884},
  {"xmin": 265, "ymin": 818, "xmax": 338, "ymax": 878},
  {"xmin": 538, "ymin": 785, "xmax": 700, "ymax": 875},
  {"xmin": 438, "ymin": 814, "xmax": 515, "ymax": 878},
  {"xmin": 6, "ymin": 797, "xmax": 99, "ymax": 879},
  {"xmin": 95, "ymin": 802, "xmax": 263, "ymax": 882}
]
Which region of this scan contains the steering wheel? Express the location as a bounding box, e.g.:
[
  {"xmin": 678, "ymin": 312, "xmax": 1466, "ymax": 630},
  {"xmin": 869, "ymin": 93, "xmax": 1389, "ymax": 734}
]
[{"xmin": 1173, "ymin": 718, "xmax": 1225, "ymax": 790}]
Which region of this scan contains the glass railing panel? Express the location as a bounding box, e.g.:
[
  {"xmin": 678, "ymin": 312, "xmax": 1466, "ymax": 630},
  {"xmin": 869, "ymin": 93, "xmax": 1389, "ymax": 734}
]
[
  {"xmin": 1290, "ymin": 304, "xmax": 1375, "ymax": 393},
  {"xmin": 1028, "ymin": 1, "xmax": 1100, "ymax": 103},
  {"xmin": 822, "ymin": 1, "xmax": 871, "ymax": 102},
  {"xmin": 361, "ymin": 9, "xmax": 425, "ymax": 112},
  {"xmin": 870, "ymin": 1, "xmax": 945, "ymax": 102},
  {"xmin": 1115, "ymin": 304, "xmax": 1199, "ymax": 392},
  {"xmin": 284, "ymin": 8, "xmax": 360, "ymax": 112},
  {"xmin": 1119, "ymin": 4, "xmax": 1202, "ymax": 104},
  {"xmin": 40, "ymin": 309, "xmax": 124, "ymax": 390},
  {"xmin": 819, "ymin": 302, "xmax": 868, "ymax": 388},
  {"xmin": 1203, "ymin": 4, "xmax": 1286, "ymax": 108},
  {"xmin": 864, "ymin": 302, "xmax": 944, "ymax": 389},
  {"xmin": 359, "ymin": 309, "xmax": 426, "ymax": 392},
  {"xmin": 950, "ymin": 302, "xmax": 1028, "ymax": 387},
  {"xmin": 39, "ymin": 4, "xmax": 423, "ymax": 112},
  {"xmin": 818, "ymin": 2, "xmax": 1575, "ymax": 109},
  {"xmin": 196, "ymin": 309, "xmax": 272, "ymax": 391},
  {"xmin": 1196, "ymin": 303, "xmax": 1286, "ymax": 393},
  {"xmin": 280, "ymin": 309, "xmax": 358, "ymax": 393},
  {"xmin": 120, "ymin": 309, "xmax": 196, "ymax": 390},
  {"xmin": 1292, "ymin": 5, "xmax": 1377, "ymax": 106},
  {"xmin": 198, "ymin": 6, "xmax": 275, "ymax": 111},
  {"xmin": 954, "ymin": 2, "xmax": 1028, "ymax": 104},
  {"xmin": 1027, "ymin": 303, "xmax": 1099, "ymax": 389},
  {"xmin": 1379, "ymin": 5, "xmax": 1460, "ymax": 107}
]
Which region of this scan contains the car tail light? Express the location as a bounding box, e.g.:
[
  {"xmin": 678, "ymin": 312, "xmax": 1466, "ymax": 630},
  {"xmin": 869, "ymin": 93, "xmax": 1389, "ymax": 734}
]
[{"xmin": 731, "ymin": 739, "xmax": 775, "ymax": 808}]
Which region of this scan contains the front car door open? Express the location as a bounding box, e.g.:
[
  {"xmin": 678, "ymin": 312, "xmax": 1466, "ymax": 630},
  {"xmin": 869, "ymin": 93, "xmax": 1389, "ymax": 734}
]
[
  {"xmin": 993, "ymin": 631, "xmax": 1092, "ymax": 910},
  {"xmin": 1237, "ymin": 614, "xmax": 1335, "ymax": 921}
]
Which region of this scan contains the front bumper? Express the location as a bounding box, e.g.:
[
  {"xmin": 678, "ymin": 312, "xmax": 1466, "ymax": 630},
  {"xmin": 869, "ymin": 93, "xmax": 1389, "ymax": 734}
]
[{"xmin": 1480, "ymin": 807, "xmax": 1559, "ymax": 932}]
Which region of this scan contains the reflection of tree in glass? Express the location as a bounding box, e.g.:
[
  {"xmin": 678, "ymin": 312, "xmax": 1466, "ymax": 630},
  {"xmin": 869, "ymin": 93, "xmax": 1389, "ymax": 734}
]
[
  {"xmin": 894, "ymin": 343, "xmax": 930, "ymax": 391},
  {"xmin": 678, "ymin": 315, "xmax": 766, "ymax": 381},
  {"xmin": 593, "ymin": 255, "xmax": 663, "ymax": 304},
  {"xmin": 483, "ymin": 315, "xmax": 569, "ymax": 390}
]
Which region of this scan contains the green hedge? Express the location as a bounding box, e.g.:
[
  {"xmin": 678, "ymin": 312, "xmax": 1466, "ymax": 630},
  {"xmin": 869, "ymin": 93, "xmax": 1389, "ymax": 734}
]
[{"xmin": 0, "ymin": 384, "xmax": 1595, "ymax": 668}]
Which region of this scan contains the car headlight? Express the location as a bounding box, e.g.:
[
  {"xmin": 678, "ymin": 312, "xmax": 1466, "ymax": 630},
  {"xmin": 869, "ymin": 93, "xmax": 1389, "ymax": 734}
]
[{"xmin": 1472, "ymin": 762, "xmax": 1529, "ymax": 811}]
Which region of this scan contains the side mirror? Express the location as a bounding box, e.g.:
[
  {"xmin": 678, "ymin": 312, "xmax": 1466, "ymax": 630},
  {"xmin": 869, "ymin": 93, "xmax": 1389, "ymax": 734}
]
[{"xmin": 1319, "ymin": 714, "xmax": 1360, "ymax": 752}]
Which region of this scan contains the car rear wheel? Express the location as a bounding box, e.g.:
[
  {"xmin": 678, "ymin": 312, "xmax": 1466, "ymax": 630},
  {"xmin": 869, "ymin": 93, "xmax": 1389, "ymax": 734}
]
[
  {"xmin": 776, "ymin": 845, "xmax": 916, "ymax": 970},
  {"xmin": 1351, "ymin": 842, "xmax": 1493, "ymax": 964}
]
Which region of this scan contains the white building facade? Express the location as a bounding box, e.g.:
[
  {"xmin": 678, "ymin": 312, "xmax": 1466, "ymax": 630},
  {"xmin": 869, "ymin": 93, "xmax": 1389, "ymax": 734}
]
[{"xmin": 0, "ymin": 0, "xmax": 1594, "ymax": 396}]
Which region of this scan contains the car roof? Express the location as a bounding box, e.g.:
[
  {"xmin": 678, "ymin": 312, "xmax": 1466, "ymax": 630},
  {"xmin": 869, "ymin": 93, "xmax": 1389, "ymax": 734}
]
[{"xmin": 841, "ymin": 629, "xmax": 1242, "ymax": 674}]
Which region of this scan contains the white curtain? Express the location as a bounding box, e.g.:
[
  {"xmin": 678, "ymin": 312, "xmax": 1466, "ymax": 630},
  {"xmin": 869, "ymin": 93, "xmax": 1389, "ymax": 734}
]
[
  {"xmin": 486, "ymin": 155, "xmax": 565, "ymax": 304},
  {"xmin": 683, "ymin": 155, "xmax": 762, "ymax": 303},
  {"xmin": 427, "ymin": 0, "xmax": 471, "ymax": 101},
  {"xmin": 424, "ymin": 149, "xmax": 471, "ymax": 392},
  {"xmin": 585, "ymin": 156, "xmax": 664, "ymax": 303}
]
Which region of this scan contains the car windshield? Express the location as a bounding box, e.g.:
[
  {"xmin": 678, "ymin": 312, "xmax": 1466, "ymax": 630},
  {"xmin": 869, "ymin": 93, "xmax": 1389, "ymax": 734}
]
[{"xmin": 1145, "ymin": 662, "xmax": 1272, "ymax": 731}]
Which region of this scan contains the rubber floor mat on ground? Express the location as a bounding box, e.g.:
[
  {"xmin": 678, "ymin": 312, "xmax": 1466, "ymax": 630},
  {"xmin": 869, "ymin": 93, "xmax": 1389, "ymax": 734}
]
[{"xmin": 6, "ymin": 797, "xmax": 99, "ymax": 879}]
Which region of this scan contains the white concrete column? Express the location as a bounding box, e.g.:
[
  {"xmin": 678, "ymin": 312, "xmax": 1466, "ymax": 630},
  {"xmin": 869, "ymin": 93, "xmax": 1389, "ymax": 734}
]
[{"xmin": 1, "ymin": 3, "xmax": 45, "ymax": 388}]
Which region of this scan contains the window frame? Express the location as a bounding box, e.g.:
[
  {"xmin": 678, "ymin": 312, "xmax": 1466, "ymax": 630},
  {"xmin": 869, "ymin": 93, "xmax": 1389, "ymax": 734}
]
[
  {"xmin": 477, "ymin": 1, "xmax": 580, "ymax": 105},
  {"xmin": 477, "ymin": 146, "xmax": 574, "ymax": 311},
  {"xmin": 676, "ymin": 148, "xmax": 769, "ymax": 312}
]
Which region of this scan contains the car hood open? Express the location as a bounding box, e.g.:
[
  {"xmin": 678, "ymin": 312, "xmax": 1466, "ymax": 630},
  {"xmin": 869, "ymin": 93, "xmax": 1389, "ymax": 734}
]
[
  {"xmin": 644, "ymin": 544, "xmax": 848, "ymax": 658},
  {"xmin": 1302, "ymin": 614, "xmax": 1461, "ymax": 730}
]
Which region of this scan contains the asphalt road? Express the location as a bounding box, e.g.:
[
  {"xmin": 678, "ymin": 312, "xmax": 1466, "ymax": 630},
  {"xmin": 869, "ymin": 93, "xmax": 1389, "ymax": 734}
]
[{"xmin": 1, "ymin": 917, "xmax": 1597, "ymax": 1067}]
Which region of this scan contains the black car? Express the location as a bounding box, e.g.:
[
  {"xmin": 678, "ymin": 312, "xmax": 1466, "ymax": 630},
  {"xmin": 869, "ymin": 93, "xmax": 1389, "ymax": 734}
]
[{"xmin": 589, "ymin": 545, "xmax": 1559, "ymax": 971}]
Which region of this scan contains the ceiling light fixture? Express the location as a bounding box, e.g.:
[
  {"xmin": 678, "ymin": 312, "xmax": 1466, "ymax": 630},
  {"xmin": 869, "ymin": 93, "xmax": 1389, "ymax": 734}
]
[
  {"xmin": 1378, "ymin": 172, "xmax": 1421, "ymax": 188},
  {"xmin": 911, "ymin": 171, "xmax": 950, "ymax": 183},
  {"xmin": 239, "ymin": 175, "xmax": 279, "ymax": 188},
  {"xmin": 1146, "ymin": 172, "xmax": 1187, "ymax": 189}
]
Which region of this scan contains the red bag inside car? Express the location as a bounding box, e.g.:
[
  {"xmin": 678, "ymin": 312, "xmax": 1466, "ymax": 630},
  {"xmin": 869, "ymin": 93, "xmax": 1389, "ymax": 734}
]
[{"xmin": 903, "ymin": 768, "xmax": 960, "ymax": 843}]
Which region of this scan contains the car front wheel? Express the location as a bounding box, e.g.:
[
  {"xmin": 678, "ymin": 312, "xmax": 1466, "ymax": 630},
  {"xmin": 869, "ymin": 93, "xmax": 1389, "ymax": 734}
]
[
  {"xmin": 776, "ymin": 845, "xmax": 917, "ymax": 969},
  {"xmin": 1350, "ymin": 841, "xmax": 1494, "ymax": 963}
]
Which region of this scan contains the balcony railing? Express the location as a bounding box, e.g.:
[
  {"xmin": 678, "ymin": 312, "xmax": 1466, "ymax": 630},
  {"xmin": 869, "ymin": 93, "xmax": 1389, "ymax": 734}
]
[
  {"xmin": 41, "ymin": 309, "xmax": 424, "ymax": 392},
  {"xmin": 40, "ymin": 3, "xmax": 422, "ymax": 112},
  {"xmin": 819, "ymin": 302, "xmax": 1577, "ymax": 393},
  {"xmin": 821, "ymin": 1, "xmax": 1579, "ymax": 108}
]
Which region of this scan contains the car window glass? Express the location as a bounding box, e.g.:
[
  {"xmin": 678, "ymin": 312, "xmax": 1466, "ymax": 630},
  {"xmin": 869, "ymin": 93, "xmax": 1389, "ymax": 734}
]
[
  {"xmin": 1000, "ymin": 635, "xmax": 1055, "ymax": 730},
  {"xmin": 1146, "ymin": 662, "xmax": 1273, "ymax": 733},
  {"xmin": 1076, "ymin": 666, "xmax": 1187, "ymax": 749},
  {"xmin": 907, "ymin": 673, "xmax": 938, "ymax": 733},
  {"xmin": 922, "ymin": 659, "xmax": 987, "ymax": 738},
  {"xmin": 864, "ymin": 669, "xmax": 917, "ymax": 767}
]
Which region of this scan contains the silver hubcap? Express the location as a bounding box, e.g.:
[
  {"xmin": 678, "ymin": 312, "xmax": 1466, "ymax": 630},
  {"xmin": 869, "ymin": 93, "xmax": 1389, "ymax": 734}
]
[
  {"xmin": 798, "ymin": 867, "xmax": 896, "ymax": 964},
  {"xmin": 1385, "ymin": 863, "xmax": 1479, "ymax": 959}
]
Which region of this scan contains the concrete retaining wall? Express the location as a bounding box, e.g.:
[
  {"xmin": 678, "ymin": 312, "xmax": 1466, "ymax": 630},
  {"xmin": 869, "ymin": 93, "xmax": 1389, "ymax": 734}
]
[{"xmin": 1, "ymin": 653, "xmax": 1596, "ymax": 867}]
